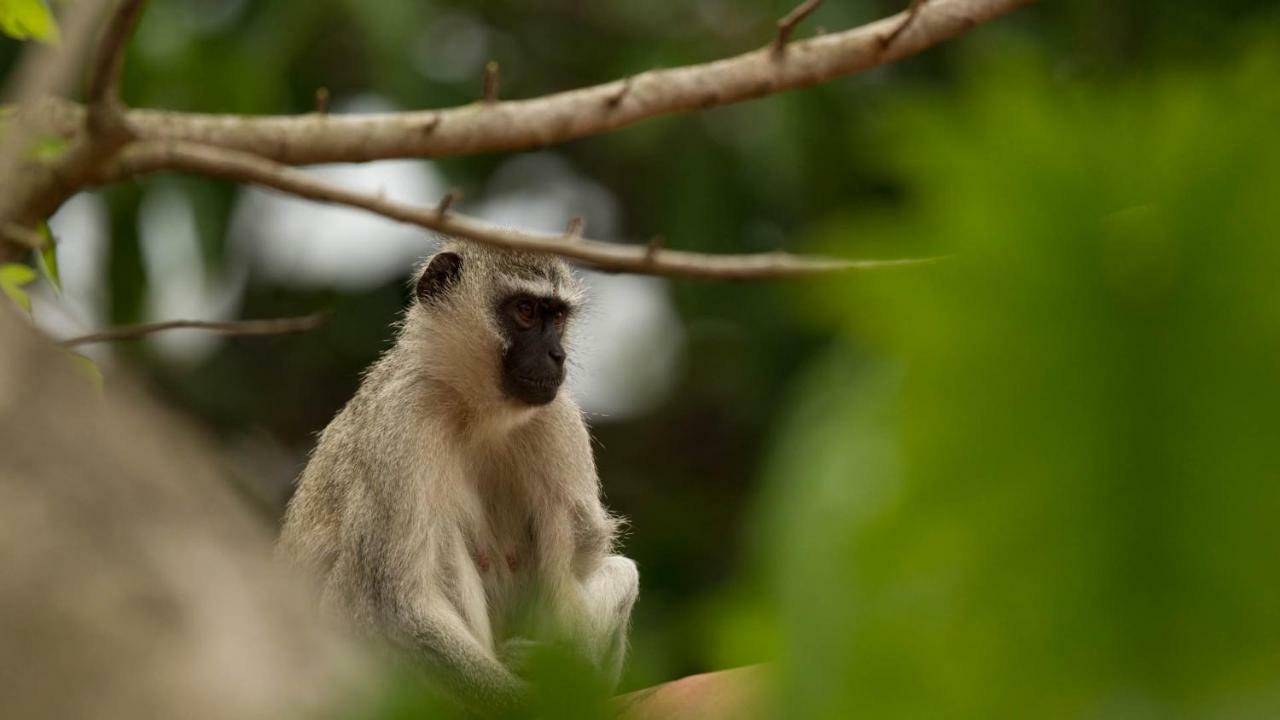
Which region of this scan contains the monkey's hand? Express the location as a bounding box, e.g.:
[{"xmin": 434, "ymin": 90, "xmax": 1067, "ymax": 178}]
[{"xmin": 498, "ymin": 636, "xmax": 545, "ymax": 676}]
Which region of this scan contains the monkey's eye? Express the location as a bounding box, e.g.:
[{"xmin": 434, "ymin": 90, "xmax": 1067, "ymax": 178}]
[
  {"xmin": 551, "ymin": 308, "xmax": 567, "ymax": 332},
  {"xmin": 513, "ymin": 299, "xmax": 536, "ymax": 327}
]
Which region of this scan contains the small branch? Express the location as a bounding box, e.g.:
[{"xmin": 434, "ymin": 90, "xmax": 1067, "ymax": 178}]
[
  {"xmin": 775, "ymin": 0, "xmax": 824, "ymax": 53},
  {"xmin": 58, "ymin": 313, "xmax": 326, "ymax": 347},
  {"xmin": 435, "ymin": 191, "xmax": 457, "ymax": 217},
  {"xmin": 565, "ymin": 216, "xmax": 584, "ymax": 241},
  {"xmin": 107, "ymin": 140, "xmax": 938, "ymax": 280},
  {"xmin": 604, "ymin": 77, "xmax": 632, "ymax": 108},
  {"xmin": 482, "ymin": 61, "xmax": 500, "ymax": 103},
  {"xmin": 86, "ymin": 0, "xmax": 147, "ymax": 136},
  {"xmin": 879, "ymin": 0, "xmax": 928, "ymax": 50},
  {"xmin": 644, "ymin": 235, "xmax": 664, "ymax": 264},
  {"xmin": 314, "ymin": 87, "xmax": 330, "ymax": 115}
]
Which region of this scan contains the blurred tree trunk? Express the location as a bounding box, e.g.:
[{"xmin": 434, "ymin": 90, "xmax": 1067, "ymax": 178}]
[{"xmin": 0, "ymin": 307, "xmax": 369, "ymax": 720}]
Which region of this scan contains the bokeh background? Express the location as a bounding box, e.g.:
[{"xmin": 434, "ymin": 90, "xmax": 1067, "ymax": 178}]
[{"xmin": 6, "ymin": 0, "xmax": 1280, "ymax": 716}]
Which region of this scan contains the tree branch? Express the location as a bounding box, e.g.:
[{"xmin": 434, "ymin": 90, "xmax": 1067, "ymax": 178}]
[
  {"xmin": 775, "ymin": 0, "xmax": 824, "ymax": 53},
  {"xmin": 0, "ymin": 0, "xmax": 112, "ymax": 246},
  {"xmin": 106, "ymin": 140, "xmax": 936, "ymax": 280},
  {"xmin": 58, "ymin": 313, "xmax": 326, "ymax": 347},
  {"xmin": 33, "ymin": 0, "xmax": 1030, "ymax": 166},
  {"xmin": 86, "ymin": 0, "xmax": 146, "ymax": 135}
]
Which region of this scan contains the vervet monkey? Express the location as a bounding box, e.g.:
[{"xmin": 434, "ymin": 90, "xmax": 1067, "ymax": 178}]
[{"xmin": 278, "ymin": 240, "xmax": 638, "ymax": 709}]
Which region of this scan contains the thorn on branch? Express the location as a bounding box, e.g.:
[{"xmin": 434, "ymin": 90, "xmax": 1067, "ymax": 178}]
[
  {"xmin": 58, "ymin": 313, "xmax": 327, "ymax": 348},
  {"xmin": 878, "ymin": 0, "xmax": 927, "ymax": 51},
  {"xmin": 565, "ymin": 216, "xmax": 584, "ymax": 241},
  {"xmin": 644, "ymin": 235, "xmax": 664, "ymax": 264},
  {"xmin": 421, "ymin": 113, "xmax": 441, "ymax": 134},
  {"xmin": 483, "ymin": 61, "xmax": 500, "ymax": 103},
  {"xmin": 314, "ymin": 87, "xmax": 330, "ymax": 115},
  {"xmin": 604, "ymin": 77, "xmax": 633, "ymax": 108},
  {"xmin": 435, "ymin": 191, "xmax": 458, "ymax": 217},
  {"xmin": 774, "ymin": 0, "xmax": 823, "ymax": 55}
]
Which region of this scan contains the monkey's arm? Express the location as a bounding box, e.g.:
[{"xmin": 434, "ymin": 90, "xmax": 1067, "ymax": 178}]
[
  {"xmin": 396, "ymin": 596, "xmax": 527, "ymax": 709},
  {"xmin": 578, "ymin": 555, "xmax": 639, "ymax": 684},
  {"xmin": 534, "ymin": 405, "xmax": 640, "ymax": 686},
  {"xmin": 341, "ymin": 489, "xmax": 526, "ymax": 710}
]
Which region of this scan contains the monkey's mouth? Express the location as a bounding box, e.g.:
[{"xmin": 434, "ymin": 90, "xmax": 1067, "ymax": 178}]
[{"xmin": 505, "ymin": 374, "xmax": 562, "ymax": 405}]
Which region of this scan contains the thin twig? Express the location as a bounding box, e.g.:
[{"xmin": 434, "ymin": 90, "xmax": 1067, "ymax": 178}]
[
  {"xmin": 879, "ymin": 0, "xmax": 928, "ymax": 49},
  {"xmin": 775, "ymin": 0, "xmax": 824, "ymax": 53},
  {"xmin": 109, "ymin": 140, "xmax": 939, "ymax": 280},
  {"xmin": 482, "ymin": 61, "xmax": 500, "ymax": 103},
  {"xmin": 604, "ymin": 77, "xmax": 632, "ymax": 107},
  {"xmin": 59, "ymin": 313, "xmax": 326, "ymax": 347},
  {"xmin": 86, "ymin": 0, "xmax": 147, "ymax": 135},
  {"xmin": 565, "ymin": 216, "xmax": 584, "ymax": 241},
  {"xmin": 314, "ymin": 87, "xmax": 330, "ymax": 115},
  {"xmin": 435, "ymin": 191, "xmax": 457, "ymax": 217},
  {"xmin": 644, "ymin": 235, "xmax": 664, "ymax": 264}
]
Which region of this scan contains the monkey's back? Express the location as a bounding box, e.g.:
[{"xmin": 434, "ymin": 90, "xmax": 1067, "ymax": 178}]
[{"xmin": 277, "ymin": 353, "xmax": 413, "ymax": 594}]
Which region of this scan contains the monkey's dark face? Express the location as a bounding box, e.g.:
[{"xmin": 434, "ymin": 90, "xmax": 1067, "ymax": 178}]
[{"xmin": 496, "ymin": 293, "xmax": 569, "ymax": 406}]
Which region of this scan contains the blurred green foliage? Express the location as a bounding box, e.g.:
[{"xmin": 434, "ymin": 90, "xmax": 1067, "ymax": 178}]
[
  {"xmin": 5, "ymin": 0, "xmax": 1280, "ymax": 716},
  {"xmin": 0, "ymin": 260, "xmax": 35, "ymax": 311},
  {"xmin": 0, "ymin": 0, "xmax": 58, "ymax": 43},
  {"xmin": 751, "ymin": 39, "xmax": 1280, "ymax": 719}
]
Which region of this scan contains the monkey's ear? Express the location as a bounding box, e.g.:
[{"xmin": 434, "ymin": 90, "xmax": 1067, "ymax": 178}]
[{"xmin": 417, "ymin": 252, "xmax": 463, "ymax": 304}]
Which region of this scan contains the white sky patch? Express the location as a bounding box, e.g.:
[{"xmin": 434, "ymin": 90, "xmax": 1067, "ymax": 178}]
[
  {"xmin": 32, "ymin": 193, "xmax": 112, "ymax": 360},
  {"xmin": 139, "ymin": 182, "xmax": 246, "ymax": 363},
  {"xmin": 411, "ymin": 12, "xmax": 492, "ymax": 84},
  {"xmin": 230, "ymin": 159, "xmax": 443, "ymax": 290},
  {"xmin": 570, "ymin": 271, "xmax": 685, "ymax": 421},
  {"xmin": 229, "ymin": 95, "xmax": 447, "ymax": 290}
]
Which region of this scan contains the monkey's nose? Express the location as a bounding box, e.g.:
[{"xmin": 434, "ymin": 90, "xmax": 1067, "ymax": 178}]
[{"xmin": 548, "ymin": 347, "xmax": 566, "ymax": 366}]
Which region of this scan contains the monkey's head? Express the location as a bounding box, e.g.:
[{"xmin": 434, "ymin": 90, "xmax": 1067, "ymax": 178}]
[{"xmin": 408, "ymin": 240, "xmax": 585, "ymax": 411}]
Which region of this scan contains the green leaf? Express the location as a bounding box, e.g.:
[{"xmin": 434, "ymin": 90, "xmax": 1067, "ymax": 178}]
[
  {"xmin": 0, "ymin": 0, "xmax": 59, "ymax": 43},
  {"xmin": 36, "ymin": 223, "xmax": 60, "ymax": 292},
  {"xmin": 0, "ymin": 262, "xmax": 36, "ymax": 313},
  {"xmin": 67, "ymin": 352, "xmax": 104, "ymax": 393}
]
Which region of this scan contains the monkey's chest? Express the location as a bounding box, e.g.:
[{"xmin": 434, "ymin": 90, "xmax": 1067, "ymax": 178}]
[{"xmin": 463, "ymin": 509, "xmax": 540, "ymax": 637}]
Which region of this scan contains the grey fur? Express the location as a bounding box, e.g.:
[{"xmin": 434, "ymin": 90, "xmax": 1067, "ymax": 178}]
[{"xmin": 278, "ymin": 239, "xmax": 638, "ymax": 709}]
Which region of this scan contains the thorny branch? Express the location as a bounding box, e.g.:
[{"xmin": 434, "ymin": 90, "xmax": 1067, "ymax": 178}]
[
  {"xmin": 25, "ymin": 0, "xmax": 1030, "ymax": 167},
  {"xmin": 107, "ymin": 140, "xmax": 934, "ymax": 279},
  {"xmin": 1, "ymin": 0, "xmax": 1033, "ymax": 281}
]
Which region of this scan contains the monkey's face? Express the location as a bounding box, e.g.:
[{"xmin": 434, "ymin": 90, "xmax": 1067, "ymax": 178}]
[
  {"xmin": 496, "ymin": 293, "xmax": 569, "ymax": 405},
  {"xmin": 415, "ymin": 246, "xmax": 581, "ymax": 410}
]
